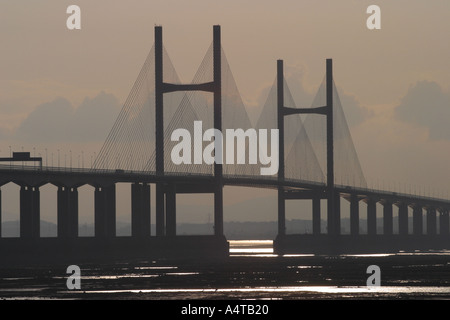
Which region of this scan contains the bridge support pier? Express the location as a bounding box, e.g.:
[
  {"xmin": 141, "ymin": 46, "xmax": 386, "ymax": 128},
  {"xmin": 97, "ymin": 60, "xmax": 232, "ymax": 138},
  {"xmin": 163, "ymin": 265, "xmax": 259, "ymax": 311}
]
[
  {"xmin": 367, "ymin": 198, "xmax": 377, "ymax": 235},
  {"xmin": 278, "ymin": 189, "xmax": 286, "ymax": 236},
  {"xmin": 312, "ymin": 194, "xmax": 321, "ymax": 235},
  {"xmin": 426, "ymin": 208, "xmax": 437, "ymax": 235},
  {"xmin": 166, "ymin": 185, "xmax": 176, "ymax": 236},
  {"xmin": 131, "ymin": 183, "xmax": 151, "ymax": 237},
  {"xmin": 383, "ymin": 201, "xmax": 393, "ymax": 235},
  {"xmin": 327, "ymin": 192, "xmax": 340, "ymax": 235},
  {"xmin": 440, "ymin": 209, "xmax": 449, "ymax": 235},
  {"xmin": 57, "ymin": 187, "xmax": 78, "ymax": 238},
  {"xmin": 413, "ymin": 205, "xmax": 423, "ymax": 235},
  {"xmin": 213, "ymin": 25, "xmax": 224, "ymax": 238},
  {"xmin": 350, "ymin": 194, "xmax": 359, "ymax": 236},
  {"xmin": 0, "ymin": 189, "xmax": 2, "ymax": 238},
  {"xmin": 335, "ymin": 193, "xmax": 341, "ymax": 235},
  {"xmin": 20, "ymin": 186, "xmax": 40, "ymax": 239},
  {"xmin": 214, "ymin": 184, "xmax": 224, "ymax": 237},
  {"xmin": 156, "ymin": 184, "xmax": 165, "ymax": 236},
  {"xmin": 95, "ymin": 185, "xmax": 116, "ymax": 238},
  {"xmin": 398, "ymin": 203, "xmax": 408, "ymax": 235}
]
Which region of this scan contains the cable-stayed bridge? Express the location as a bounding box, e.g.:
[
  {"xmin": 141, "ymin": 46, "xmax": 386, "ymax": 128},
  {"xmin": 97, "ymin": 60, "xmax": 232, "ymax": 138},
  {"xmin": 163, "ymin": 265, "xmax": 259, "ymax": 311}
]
[{"xmin": 1, "ymin": 26, "xmax": 449, "ymax": 261}]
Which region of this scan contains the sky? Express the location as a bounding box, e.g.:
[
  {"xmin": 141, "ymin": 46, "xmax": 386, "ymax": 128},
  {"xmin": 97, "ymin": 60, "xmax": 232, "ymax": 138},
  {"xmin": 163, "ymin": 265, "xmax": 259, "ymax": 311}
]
[{"xmin": 0, "ymin": 1, "xmax": 449, "ymax": 227}]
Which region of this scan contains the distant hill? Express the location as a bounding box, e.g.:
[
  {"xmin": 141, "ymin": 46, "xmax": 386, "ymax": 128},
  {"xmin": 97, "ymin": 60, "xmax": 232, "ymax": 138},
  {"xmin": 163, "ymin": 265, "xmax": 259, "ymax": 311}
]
[{"xmin": 1, "ymin": 217, "xmax": 408, "ymax": 239}]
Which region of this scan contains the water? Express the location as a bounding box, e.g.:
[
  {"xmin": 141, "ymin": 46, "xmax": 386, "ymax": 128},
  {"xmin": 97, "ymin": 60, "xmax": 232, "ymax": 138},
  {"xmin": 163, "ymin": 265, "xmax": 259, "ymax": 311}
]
[{"xmin": 1, "ymin": 240, "xmax": 450, "ymax": 300}]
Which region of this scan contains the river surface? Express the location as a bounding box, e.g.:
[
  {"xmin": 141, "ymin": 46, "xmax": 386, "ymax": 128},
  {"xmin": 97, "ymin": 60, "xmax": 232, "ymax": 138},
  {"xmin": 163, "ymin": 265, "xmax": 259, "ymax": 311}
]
[{"xmin": 1, "ymin": 240, "xmax": 450, "ymax": 300}]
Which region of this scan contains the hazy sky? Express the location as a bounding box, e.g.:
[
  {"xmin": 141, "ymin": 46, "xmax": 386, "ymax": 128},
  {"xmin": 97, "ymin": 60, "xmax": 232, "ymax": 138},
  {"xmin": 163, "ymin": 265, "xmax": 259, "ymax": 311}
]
[{"xmin": 0, "ymin": 1, "xmax": 449, "ymax": 225}]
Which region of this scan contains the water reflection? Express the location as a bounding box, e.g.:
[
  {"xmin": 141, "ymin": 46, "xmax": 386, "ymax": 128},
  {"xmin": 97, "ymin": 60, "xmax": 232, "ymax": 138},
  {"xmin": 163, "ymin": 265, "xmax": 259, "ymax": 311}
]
[
  {"xmin": 67, "ymin": 286, "xmax": 450, "ymax": 295},
  {"xmin": 2, "ymin": 240, "xmax": 450, "ymax": 300},
  {"xmin": 135, "ymin": 267, "xmax": 178, "ymax": 270},
  {"xmin": 229, "ymin": 240, "xmax": 276, "ymax": 257},
  {"xmin": 341, "ymin": 254, "xmax": 394, "ymax": 257}
]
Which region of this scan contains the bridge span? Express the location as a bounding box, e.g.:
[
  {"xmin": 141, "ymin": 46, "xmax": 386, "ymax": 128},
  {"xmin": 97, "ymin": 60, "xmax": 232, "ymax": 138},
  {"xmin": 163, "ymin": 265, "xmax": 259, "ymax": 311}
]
[
  {"xmin": 0, "ymin": 163, "xmax": 449, "ymax": 262},
  {"xmin": 1, "ymin": 25, "xmax": 449, "ymax": 263}
]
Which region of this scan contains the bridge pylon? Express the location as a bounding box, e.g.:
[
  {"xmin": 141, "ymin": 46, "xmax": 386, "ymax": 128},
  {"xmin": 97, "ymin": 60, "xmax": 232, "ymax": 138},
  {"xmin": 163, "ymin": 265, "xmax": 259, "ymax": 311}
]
[
  {"xmin": 276, "ymin": 58, "xmax": 337, "ymax": 239},
  {"xmin": 154, "ymin": 25, "xmax": 224, "ymax": 237}
]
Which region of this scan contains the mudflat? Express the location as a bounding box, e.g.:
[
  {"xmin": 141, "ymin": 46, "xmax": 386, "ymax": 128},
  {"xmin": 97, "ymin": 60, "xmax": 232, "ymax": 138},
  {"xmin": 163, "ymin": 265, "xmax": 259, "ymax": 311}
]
[{"xmin": 1, "ymin": 252, "xmax": 449, "ymax": 300}]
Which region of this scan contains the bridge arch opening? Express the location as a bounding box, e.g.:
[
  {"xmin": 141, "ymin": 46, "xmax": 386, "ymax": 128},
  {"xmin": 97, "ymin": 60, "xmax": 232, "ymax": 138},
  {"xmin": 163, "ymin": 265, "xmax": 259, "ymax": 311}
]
[
  {"xmin": 286, "ymin": 200, "xmax": 312, "ymax": 234},
  {"xmin": 392, "ymin": 205, "xmax": 399, "ymax": 234},
  {"xmin": 40, "ymin": 183, "xmax": 57, "ymax": 237},
  {"xmin": 408, "ymin": 206, "xmax": 414, "ymax": 235},
  {"xmin": 1, "ymin": 182, "xmax": 20, "ymax": 238},
  {"xmin": 78, "ymin": 184, "xmax": 95, "ymax": 237},
  {"xmin": 116, "ymin": 183, "xmax": 132, "ymax": 236},
  {"xmin": 176, "ymin": 193, "xmax": 214, "ymax": 236},
  {"xmin": 223, "ymin": 186, "xmax": 277, "ymax": 240},
  {"xmin": 340, "ymin": 198, "xmax": 350, "ymax": 235}
]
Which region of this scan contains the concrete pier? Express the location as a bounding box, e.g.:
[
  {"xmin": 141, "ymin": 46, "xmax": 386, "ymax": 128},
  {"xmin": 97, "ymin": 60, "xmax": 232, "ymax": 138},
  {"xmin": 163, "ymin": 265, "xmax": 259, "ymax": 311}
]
[
  {"xmin": 312, "ymin": 194, "xmax": 321, "ymax": 235},
  {"xmin": 350, "ymin": 194, "xmax": 359, "ymax": 236},
  {"xmin": 440, "ymin": 209, "xmax": 449, "ymax": 235},
  {"xmin": 333, "ymin": 193, "xmax": 341, "ymax": 235},
  {"xmin": 398, "ymin": 202, "xmax": 408, "ymax": 235},
  {"xmin": 427, "ymin": 208, "xmax": 437, "ymax": 235},
  {"xmin": 94, "ymin": 185, "xmax": 116, "ymax": 238},
  {"xmin": 413, "ymin": 205, "xmax": 423, "ymax": 235},
  {"xmin": 131, "ymin": 183, "xmax": 151, "ymax": 237},
  {"xmin": 57, "ymin": 186, "xmax": 78, "ymax": 238},
  {"xmin": 367, "ymin": 198, "xmax": 377, "ymax": 235},
  {"xmin": 20, "ymin": 186, "xmax": 40, "ymax": 239},
  {"xmin": 0, "ymin": 189, "xmax": 2, "ymax": 238},
  {"xmin": 165, "ymin": 185, "xmax": 176, "ymax": 236}
]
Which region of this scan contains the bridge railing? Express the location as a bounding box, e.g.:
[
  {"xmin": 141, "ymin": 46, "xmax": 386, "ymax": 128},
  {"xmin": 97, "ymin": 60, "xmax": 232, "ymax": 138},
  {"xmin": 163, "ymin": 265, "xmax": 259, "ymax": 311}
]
[
  {"xmin": 0, "ymin": 163, "xmax": 448, "ymax": 205},
  {"xmin": 335, "ymin": 183, "xmax": 450, "ymax": 205}
]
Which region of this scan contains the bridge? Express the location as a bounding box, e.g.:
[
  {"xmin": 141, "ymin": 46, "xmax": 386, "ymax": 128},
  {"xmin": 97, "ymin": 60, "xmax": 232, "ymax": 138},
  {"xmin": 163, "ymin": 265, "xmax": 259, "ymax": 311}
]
[{"xmin": 1, "ymin": 25, "xmax": 449, "ymax": 263}]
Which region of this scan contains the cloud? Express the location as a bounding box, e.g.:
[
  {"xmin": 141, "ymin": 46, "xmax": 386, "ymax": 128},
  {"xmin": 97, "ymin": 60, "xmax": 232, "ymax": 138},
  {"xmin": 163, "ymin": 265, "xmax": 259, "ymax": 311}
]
[
  {"xmin": 334, "ymin": 91, "xmax": 369, "ymax": 128},
  {"xmin": 395, "ymin": 81, "xmax": 450, "ymax": 140},
  {"xmin": 72, "ymin": 92, "xmax": 122, "ymax": 142},
  {"xmin": 16, "ymin": 97, "xmax": 73, "ymax": 143},
  {"xmin": 14, "ymin": 91, "xmax": 121, "ymax": 143}
]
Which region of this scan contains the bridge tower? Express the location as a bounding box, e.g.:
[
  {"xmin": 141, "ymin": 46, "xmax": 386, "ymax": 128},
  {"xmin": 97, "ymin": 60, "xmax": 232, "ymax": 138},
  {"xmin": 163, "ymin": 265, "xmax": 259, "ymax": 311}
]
[
  {"xmin": 154, "ymin": 25, "xmax": 224, "ymax": 237},
  {"xmin": 276, "ymin": 59, "xmax": 337, "ymax": 239}
]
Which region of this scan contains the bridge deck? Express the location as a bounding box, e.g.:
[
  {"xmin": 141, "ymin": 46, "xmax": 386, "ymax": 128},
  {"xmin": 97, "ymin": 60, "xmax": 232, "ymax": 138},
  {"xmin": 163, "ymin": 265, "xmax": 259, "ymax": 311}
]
[{"xmin": 0, "ymin": 165, "xmax": 448, "ymax": 208}]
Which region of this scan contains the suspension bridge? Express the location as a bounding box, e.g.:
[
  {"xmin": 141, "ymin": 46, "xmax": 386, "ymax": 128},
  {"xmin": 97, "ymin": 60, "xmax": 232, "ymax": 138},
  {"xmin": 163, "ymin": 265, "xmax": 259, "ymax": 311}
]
[{"xmin": 1, "ymin": 26, "xmax": 449, "ymax": 262}]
